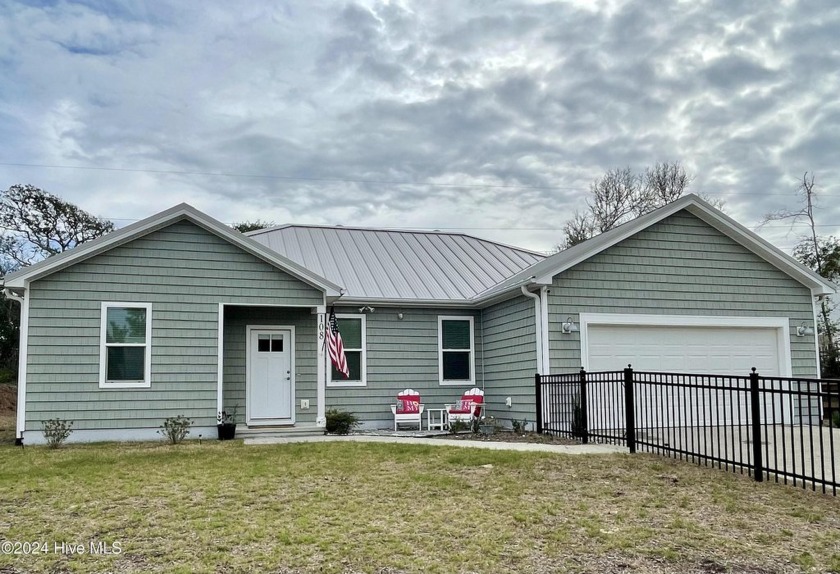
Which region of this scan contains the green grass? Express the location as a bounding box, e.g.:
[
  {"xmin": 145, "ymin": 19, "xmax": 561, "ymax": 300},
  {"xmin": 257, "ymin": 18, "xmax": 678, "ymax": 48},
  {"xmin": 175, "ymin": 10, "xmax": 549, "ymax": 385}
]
[
  {"xmin": 0, "ymin": 441, "xmax": 838, "ymax": 573},
  {"xmin": 0, "ymin": 413, "xmax": 14, "ymax": 445}
]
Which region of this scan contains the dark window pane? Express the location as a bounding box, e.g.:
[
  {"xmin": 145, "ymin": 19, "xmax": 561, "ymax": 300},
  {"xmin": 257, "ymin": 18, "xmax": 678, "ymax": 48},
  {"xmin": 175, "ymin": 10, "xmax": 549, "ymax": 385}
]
[
  {"xmin": 338, "ymin": 318, "xmax": 362, "ymax": 349},
  {"xmin": 258, "ymin": 335, "xmax": 270, "ymax": 352},
  {"xmin": 331, "ymin": 351, "xmax": 362, "ymax": 381},
  {"xmin": 106, "ymin": 307, "xmax": 146, "ymax": 344},
  {"xmin": 271, "ymin": 335, "xmax": 283, "ymax": 352},
  {"xmin": 442, "ymin": 320, "xmax": 470, "ymax": 349},
  {"xmin": 443, "ymin": 351, "xmax": 470, "ymax": 380},
  {"xmin": 107, "ymin": 347, "xmax": 145, "ymax": 381}
]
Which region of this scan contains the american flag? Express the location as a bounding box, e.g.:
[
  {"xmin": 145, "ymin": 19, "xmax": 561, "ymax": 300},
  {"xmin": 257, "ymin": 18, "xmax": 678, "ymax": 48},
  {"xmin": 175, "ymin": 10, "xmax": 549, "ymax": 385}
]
[{"xmin": 327, "ymin": 307, "xmax": 349, "ymax": 379}]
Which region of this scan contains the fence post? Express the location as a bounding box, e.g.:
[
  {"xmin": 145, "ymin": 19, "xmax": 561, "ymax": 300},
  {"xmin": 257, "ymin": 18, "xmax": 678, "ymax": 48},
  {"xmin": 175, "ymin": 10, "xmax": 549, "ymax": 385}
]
[
  {"xmin": 579, "ymin": 367, "xmax": 589, "ymax": 444},
  {"xmin": 535, "ymin": 373, "xmax": 543, "ymax": 434},
  {"xmin": 624, "ymin": 364, "xmax": 636, "ymax": 454},
  {"xmin": 749, "ymin": 368, "xmax": 764, "ymax": 482}
]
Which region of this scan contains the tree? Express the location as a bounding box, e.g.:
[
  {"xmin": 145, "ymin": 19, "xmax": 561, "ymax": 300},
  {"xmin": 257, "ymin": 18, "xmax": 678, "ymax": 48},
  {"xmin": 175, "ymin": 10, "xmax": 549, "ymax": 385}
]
[
  {"xmin": 764, "ymin": 173, "xmax": 839, "ymax": 377},
  {"xmin": 232, "ymin": 220, "xmax": 276, "ymax": 234},
  {"xmin": 0, "ymin": 185, "xmax": 115, "ymax": 382},
  {"xmin": 560, "ymin": 162, "xmax": 692, "ymax": 249},
  {"xmin": 0, "ymin": 184, "xmax": 115, "ymax": 269}
]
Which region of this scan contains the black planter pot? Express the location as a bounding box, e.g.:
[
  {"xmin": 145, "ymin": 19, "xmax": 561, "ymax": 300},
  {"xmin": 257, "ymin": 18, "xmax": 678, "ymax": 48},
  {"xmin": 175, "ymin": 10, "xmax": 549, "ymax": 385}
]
[{"xmin": 217, "ymin": 423, "xmax": 237, "ymax": 441}]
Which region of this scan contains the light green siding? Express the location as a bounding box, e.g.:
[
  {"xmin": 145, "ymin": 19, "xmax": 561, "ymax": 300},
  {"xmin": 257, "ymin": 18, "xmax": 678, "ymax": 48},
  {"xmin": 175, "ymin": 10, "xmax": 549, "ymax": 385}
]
[
  {"xmin": 547, "ymin": 211, "xmax": 818, "ymax": 377},
  {"xmin": 326, "ymin": 307, "xmax": 483, "ymax": 422},
  {"xmin": 481, "ymin": 295, "xmax": 538, "ymax": 424},
  {"xmin": 222, "ymin": 306, "xmax": 317, "ymax": 424},
  {"xmin": 24, "ymin": 219, "xmax": 323, "ymax": 432}
]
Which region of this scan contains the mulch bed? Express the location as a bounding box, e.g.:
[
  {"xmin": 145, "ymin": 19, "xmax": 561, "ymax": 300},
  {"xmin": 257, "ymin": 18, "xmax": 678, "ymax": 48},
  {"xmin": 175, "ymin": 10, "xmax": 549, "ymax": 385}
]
[{"xmin": 435, "ymin": 430, "xmax": 580, "ymax": 445}]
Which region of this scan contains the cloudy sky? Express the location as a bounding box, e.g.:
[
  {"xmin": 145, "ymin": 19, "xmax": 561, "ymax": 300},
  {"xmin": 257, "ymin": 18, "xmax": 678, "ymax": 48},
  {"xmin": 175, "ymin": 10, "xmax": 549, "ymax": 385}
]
[{"xmin": 1, "ymin": 0, "xmax": 839, "ymax": 254}]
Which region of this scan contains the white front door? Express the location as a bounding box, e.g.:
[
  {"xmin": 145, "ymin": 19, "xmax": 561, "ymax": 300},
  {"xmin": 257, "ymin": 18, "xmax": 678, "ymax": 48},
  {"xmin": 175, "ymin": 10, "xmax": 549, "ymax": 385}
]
[{"xmin": 247, "ymin": 327, "xmax": 294, "ymax": 425}]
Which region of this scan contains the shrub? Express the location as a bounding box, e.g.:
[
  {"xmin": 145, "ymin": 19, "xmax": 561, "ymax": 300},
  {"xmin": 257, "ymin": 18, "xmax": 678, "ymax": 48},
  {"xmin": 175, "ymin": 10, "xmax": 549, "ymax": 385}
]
[
  {"xmin": 325, "ymin": 409, "xmax": 359, "ymax": 435},
  {"xmin": 158, "ymin": 415, "xmax": 193, "ymax": 444},
  {"xmin": 832, "ymin": 410, "xmax": 840, "ymax": 428},
  {"xmin": 42, "ymin": 418, "xmax": 73, "ymax": 448},
  {"xmin": 449, "ymin": 420, "xmax": 469, "ymax": 434},
  {"xmin": 512, "ymin": 418, "xmax": 528, "ymax": 434}
]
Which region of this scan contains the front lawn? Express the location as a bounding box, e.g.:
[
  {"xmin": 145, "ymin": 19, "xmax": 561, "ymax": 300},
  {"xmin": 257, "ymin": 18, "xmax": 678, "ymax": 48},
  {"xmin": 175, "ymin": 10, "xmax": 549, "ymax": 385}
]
[{"xmin": 0, "ymin": 441, "xmax": 838, "ymax": 573}]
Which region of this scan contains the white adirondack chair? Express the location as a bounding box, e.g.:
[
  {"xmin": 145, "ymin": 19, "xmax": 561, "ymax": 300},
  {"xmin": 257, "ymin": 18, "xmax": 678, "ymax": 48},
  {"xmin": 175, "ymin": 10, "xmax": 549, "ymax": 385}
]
[
  {"xmin": 445, "ymin": 387, "xmax": 485, "ymax": 428},
  {"xmin": 390, "ymin": 388, "xmax": 425, "ymax": 431}
]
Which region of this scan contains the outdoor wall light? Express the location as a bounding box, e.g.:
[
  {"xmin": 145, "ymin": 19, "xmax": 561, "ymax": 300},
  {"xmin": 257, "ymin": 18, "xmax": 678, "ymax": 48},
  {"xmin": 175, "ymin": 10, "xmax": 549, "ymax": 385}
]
[
  {"xmin": 561, "ymin": 316, "xmax": 579, "ymax": 334},
  {"xmin": 796, "ymin": 322, "xmax": 815, "ymax": 337},
  {"xmin": 358, "ymin": 306, "xmax": 375, "ymax": 314}
]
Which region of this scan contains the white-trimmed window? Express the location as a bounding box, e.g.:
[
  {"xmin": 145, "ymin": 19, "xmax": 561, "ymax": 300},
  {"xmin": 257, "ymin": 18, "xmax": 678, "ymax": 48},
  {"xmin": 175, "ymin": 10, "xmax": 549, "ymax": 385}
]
[
  {"xmin": 438, "ymin": 316, "xmax": 475, "ymax": 385},
  {"xmin": 327, "ymin": 314, "xmax": 366, "ymax": 387},
  {"xmin": 99, "ymin": 302, "xmax": 152, "ymax": 388}
]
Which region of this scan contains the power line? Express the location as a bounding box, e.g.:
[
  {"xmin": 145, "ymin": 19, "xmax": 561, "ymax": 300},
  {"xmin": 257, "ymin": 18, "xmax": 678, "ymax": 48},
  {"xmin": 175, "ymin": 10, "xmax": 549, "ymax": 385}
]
[
  {"xmin": 0, "ymin": 162, "xmax": 581, "ymax": 191},
  {"xmin": 3, "ymin": 161, "xmax": 838, "ymax": 197}
]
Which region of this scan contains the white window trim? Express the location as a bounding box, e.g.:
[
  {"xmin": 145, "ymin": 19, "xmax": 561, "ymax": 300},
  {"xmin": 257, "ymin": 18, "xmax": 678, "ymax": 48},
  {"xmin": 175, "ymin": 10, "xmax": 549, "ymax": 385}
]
[
  {"xmin": 438, "ymin": 315, "xmax": 476, "ymax": 386},
  {"xmin": 99, "ymin": 302, "xmax": 153, "ymax": 389},
  {"xmin": 327, "ymin": 313, "xmax": 367, "ymax": 387}
]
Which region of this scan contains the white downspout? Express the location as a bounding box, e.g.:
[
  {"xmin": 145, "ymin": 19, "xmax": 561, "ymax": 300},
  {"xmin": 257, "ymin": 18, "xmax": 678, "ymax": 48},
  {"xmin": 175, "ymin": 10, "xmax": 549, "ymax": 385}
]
[
  {"xmin": 217, "ymin": 303, "xmax": 225, "ymax": 419},
  {"xmin": 539, "ymin": 286, "xmax": 551, "ymax": 374},
  {"xmin": 4, "ymin": 287, "xmax": 27, "ymax": 443},
  {"xmin": 521, "ymin": 286, "xmax": 543, "ymax": 374}
]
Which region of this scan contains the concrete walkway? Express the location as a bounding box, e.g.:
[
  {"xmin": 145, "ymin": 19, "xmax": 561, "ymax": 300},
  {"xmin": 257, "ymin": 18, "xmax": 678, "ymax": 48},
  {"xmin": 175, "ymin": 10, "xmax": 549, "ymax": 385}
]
[{"xmin": 243, "ymin": 433, "xmax": 626, "ymax": 454}]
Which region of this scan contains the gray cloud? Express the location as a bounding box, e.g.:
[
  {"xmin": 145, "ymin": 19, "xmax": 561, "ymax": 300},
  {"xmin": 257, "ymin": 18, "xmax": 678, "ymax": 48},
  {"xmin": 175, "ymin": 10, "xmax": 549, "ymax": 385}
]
[{"xmin": 0, "ymin": 0, "xmax": 838, "ymax": 254}]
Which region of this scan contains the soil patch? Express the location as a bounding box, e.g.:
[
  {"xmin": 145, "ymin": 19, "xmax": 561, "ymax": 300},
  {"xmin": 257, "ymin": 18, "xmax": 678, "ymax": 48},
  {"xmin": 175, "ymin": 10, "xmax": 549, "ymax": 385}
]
[{"xmin": 0, "ymin": 384, "xmax": 16, "ymax": 412}]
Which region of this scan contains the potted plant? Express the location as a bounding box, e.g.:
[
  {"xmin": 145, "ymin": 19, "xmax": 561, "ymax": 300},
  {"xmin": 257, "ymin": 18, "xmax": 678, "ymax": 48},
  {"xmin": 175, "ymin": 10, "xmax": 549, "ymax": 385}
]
[
  {"xmin": 478, "ymin": 416, "xmax": 499, "ymax": 436},
  {"xmin": 217, "ymin": 405, "xmax": 238, "ymax": 440}
]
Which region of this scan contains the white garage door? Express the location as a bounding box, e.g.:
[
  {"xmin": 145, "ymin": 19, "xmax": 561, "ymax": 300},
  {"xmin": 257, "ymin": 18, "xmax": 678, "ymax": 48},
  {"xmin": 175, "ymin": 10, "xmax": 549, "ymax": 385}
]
[
  {"xmin": 587, "ymin": 324, "xmax": 782, "ymax": 376},
  {"xmin": 581, "ymin": 317, "xmax": 791, "ymax": 429}
]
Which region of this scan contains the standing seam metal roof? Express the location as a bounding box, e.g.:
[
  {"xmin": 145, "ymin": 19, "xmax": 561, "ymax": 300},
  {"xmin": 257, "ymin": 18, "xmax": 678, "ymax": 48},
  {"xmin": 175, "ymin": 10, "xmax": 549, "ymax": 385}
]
[{"xmin": 246, "ymin": 225, "xmax": 545, "ymax": 301}]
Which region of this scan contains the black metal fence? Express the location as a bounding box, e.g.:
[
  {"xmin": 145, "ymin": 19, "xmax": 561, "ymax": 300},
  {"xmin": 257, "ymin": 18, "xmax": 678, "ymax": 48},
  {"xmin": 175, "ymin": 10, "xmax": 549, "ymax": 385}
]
[{"xmin": 535, "ymin": 367, "xmax": 839, "ymax": 496}]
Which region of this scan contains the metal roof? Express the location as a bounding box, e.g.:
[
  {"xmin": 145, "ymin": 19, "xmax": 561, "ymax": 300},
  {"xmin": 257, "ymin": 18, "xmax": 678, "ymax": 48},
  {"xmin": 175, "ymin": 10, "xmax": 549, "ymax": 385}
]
[{"xmin": 247, "ymin": 225, "xmax": 545, "ymax": 302}]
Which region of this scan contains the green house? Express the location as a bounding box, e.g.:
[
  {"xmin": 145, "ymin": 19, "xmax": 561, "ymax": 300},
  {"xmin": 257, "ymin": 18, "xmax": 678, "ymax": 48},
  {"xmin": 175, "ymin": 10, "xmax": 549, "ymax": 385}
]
[{"xmin": 2, "ymin": 194, "xmax": 835, "ymax": 444}]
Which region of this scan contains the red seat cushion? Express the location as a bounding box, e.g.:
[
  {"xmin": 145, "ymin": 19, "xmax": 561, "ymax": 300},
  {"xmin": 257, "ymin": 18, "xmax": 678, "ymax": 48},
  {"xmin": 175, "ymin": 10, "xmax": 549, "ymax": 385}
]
[{"xmin": 397, "ymin": 395, "xmax": 421, "ymax": 414}]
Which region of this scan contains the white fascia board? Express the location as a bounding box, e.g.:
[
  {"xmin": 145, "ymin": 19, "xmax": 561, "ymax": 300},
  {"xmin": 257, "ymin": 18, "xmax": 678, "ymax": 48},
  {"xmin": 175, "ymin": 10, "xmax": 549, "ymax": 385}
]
[
  {"xmin": 335, "ymin": 286, "xmax": 533, "ymax": 309},
  {"xmin": 530, "ymin": 197, "xmax": 694, "ymax": 285},
  {"xmin": 683, "ymin": 203, "xmax": 837, "ymax": 296},
  {"xmin": 524, "ymin": 194, "xmax": 837, "ymax": 295},
  {"xmin": 3, "ymin": 203, "xmax": 343, "ymax": 297}
]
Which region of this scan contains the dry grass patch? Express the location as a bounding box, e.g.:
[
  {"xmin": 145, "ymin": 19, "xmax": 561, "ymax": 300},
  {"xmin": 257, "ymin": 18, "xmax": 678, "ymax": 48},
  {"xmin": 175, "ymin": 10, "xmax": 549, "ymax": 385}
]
[
  {"xmin": 0, "ymin": 383, "xmax": 15, "ymax": 446},
  {"xmin": 0, "ymin": 441, "xmax": 838, "ymax": 573}
]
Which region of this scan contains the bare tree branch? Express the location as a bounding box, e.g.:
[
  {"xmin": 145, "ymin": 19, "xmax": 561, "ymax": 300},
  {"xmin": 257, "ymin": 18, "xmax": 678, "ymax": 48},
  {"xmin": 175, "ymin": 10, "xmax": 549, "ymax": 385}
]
[
  {"xmin": 559, "ymin": 211, "xmax": 596, "ymax": 250},
  {"xmin": 560, "ymin": 161, "xmax": 697, "ymax": 250},
  {"xmin": 0, "ymin": 184, "xmax": 115, "ymax": 269}
]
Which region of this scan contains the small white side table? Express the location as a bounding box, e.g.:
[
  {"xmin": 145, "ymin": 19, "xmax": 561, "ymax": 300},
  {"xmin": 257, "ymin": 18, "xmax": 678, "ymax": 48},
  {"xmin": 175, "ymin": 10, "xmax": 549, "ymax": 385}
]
[{"xmin": 427, "ymin": 408, "xmax": 448, "ymax": 431}]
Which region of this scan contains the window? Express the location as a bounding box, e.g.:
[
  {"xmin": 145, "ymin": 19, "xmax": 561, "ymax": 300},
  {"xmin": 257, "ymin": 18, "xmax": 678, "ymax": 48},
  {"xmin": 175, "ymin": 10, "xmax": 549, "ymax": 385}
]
[
  {"xmin": 99, "ymin": 302, "xmax": 152, "ymax": 388},
  {"xmin": 438, "ymin": 316, "xmax": 475, "ymax": 385},
  {"xmin": 327, "ymin": 314, "xmax": 366, "ymax": 387}
]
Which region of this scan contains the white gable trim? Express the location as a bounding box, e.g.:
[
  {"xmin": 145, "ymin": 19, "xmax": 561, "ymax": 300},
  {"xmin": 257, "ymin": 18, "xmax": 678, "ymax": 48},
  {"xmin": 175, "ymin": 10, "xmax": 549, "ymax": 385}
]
[
  {"xmin": 525, "ymin": 195, "xmax": 835, "ymax": 296},
  {"xmin": 2, "ymin": 203, "xmax": 343, "ymax": 296}
]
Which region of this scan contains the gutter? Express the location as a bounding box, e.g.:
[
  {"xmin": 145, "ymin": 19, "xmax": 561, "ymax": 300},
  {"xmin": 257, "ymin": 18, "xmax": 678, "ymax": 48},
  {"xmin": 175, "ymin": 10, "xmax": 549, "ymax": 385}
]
[{"xmin": 520, "ymin": 285, "xmax": 543, "ymax": 374}]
